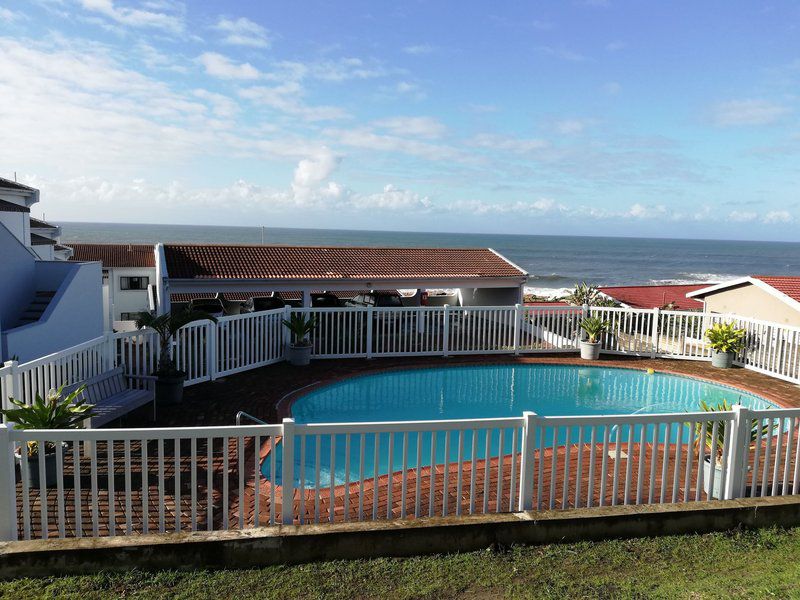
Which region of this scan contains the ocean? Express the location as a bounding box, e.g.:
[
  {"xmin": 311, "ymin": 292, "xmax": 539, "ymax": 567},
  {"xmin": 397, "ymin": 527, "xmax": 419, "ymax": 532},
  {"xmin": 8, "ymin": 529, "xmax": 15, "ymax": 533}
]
[{"xmin": 58, "ymin": 222, "xmax": 800, "ymax": 298}]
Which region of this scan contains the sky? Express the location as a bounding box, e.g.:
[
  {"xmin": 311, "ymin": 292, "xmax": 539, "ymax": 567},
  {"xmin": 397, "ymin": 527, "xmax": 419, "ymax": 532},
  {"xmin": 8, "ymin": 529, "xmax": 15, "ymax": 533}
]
[{"xmin": 1, "ymin": 1, "xmax": 800, "ymax": 240}]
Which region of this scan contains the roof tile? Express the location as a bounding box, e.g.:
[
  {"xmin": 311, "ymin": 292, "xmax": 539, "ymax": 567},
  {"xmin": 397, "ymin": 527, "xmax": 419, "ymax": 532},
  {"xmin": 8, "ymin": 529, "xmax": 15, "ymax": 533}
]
[
  {"xmin": 753, "ymin": 276, "xmax": 800, "ymax": 303},
  {"xmin": 163, "ymin": 244, "xmax": 525, "ymax": 281},
  {"xmin": 68, "ymin": 243, "xmax": 155, "ymax": 268},
  {"xmin": 599, "ymin": 284, "xmax": 708, "ymax": 310}
]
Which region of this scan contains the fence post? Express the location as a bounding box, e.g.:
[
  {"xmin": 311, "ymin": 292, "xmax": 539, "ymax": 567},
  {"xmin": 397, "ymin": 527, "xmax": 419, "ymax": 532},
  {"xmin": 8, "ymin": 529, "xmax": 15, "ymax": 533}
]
[
  {"xmin": 2, "ymin": 360, "xmax": 20, "ymax": 413},
  {"xmin": 0, "ymin": 424, "xmax": 17, "ymax": 540},
  {"xmin": 208, "ymin": 321, "xmax": 218, "ymax": 381},
  {"xmin": 518, "ymin": 411, "xmax": 537, "ymax": 511},
  {"xmin": 281, "ymin": 418, "xmax": 296, "ymax": 525},
  {"xmin": 650, "ymin": 307, "xmax": 661, "ymax": 358},
  {"xmin": 442, "ymin": 305, "xmax": 450, "ymax": 357},
  {"xmin": 282, "ymin": 306, "xmax": 292, "ymax": 361},
  {"xmin": 513, "ymin": 304, "xmax": 522, "ymax": 356},
  {"xmin": 366, "ymin": 306, "xmax": 374, "ymax": 359},
  {"xmin": 724, "ymin": 405, "xmax": 751, "ymax": 500},
  {"xmin": 103, "ymin": 331, "xmax": 116, "ymax": 370}
]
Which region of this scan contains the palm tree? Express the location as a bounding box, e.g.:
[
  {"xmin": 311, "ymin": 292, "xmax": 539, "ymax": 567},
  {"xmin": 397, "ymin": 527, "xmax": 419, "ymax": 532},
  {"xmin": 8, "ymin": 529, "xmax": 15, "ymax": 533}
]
[
  {"xmin": 135, "ymin": 310, "xmax": 216, "ymax": 374},
  {"xmin": 564, "ymin": 282, "xmax": 620, "ymax": 307}
]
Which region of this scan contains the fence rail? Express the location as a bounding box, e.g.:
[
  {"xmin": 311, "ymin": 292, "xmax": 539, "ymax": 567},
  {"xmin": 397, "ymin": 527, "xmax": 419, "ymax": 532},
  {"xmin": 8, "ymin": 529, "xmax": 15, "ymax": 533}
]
[
  {"xmin": 3, "ymin": 406, "xmax": 799, "ymax": 541},
  {"xmin": 4, "ymin": 305, "xmax": 800, "ymax": 411}
]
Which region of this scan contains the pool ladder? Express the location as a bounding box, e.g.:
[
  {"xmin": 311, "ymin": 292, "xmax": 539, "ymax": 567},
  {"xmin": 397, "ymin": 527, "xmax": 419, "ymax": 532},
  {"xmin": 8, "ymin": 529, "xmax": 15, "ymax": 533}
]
[{"xmin": 235, "ymin": 410, "xmax": 269, "ymax": 425}]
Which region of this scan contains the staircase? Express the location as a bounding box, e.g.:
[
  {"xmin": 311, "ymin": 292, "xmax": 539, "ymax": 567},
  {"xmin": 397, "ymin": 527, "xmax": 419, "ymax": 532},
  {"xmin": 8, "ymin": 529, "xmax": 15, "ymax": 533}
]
[{"xmin": 17, "ymin": 291, "xmax": 56, "ymax": 326}]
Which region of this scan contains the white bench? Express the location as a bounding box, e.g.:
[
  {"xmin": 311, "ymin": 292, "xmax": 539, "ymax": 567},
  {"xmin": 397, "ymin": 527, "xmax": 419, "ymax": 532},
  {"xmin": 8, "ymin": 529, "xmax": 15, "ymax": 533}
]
[{"xmin": 62, "ymin": 366, "xmax": 155, "ymax": 428}]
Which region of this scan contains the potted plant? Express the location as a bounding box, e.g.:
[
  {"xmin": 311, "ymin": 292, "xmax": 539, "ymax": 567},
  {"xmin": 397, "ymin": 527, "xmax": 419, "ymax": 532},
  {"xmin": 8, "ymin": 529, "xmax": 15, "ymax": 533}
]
[
  {"xmin": 135, "ymin": 309, "xmax": 216, "ymax": 405},
  {"xmin": 1, "ymin": 385, "xmax": 94, "ymax": 488},
  {"xmin": 283, "ymin": 313, "xmax": 318, "ymax": 366},
  {"xmin": 694, "ymin": 399, "xmax": 773, "ymax": 499},
  {"xmin": 579, "ymin": 316, "xmax": 608, "ymax": 360},
  {"xmin": 704, "ymin": 321, "xmax": 745, "ymax": 368}
]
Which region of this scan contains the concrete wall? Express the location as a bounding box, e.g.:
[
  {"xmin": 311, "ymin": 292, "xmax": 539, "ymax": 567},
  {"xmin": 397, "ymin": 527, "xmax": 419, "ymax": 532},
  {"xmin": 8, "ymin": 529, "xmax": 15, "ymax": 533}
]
[
  {"xmin": 457, "ymin": 286, "xmax": 522, "ymax": 307},
  {"xmin": 2, "ymin": 261, "xmax": 104, "ymax": 362},
  {"xmin": 703, "ymin": 284, "xmax": 800, "ymax": 327},
  {"xmin": 0, "ymin": 223, "xmax": 36, "ymax": 346}
]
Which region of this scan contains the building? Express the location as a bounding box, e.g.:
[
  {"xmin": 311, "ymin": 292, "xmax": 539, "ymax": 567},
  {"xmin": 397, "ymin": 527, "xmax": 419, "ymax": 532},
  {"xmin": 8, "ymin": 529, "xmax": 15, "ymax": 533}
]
[
  {"xmin": 157, "ymin": 243, "xmax": 528, "ymax": 313},
  {"xmin": 0, "ymin": 179, "xmax": 103, "ymax": 362},
  {"xmin": 68, "ymin": 244, "xmax": 157, "ymax": 331},
  {"xmin": 687, "ymin": 276, "xmax": 800, "ymax": 327},
  {"xmin": 599, "ymin": 284, "xmax": 708, "ymax": 311}
]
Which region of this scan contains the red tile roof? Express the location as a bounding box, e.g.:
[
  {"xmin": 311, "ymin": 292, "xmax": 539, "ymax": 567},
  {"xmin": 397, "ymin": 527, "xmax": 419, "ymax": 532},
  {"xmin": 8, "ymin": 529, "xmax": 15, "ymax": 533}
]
[
  {"xmin": 170, "ymin": 290, "xmax": 374, "ymax": 303},
  {"xmin": 163, "ymin": 244, "xmax": 526, "ymax": 281},
  {"xmin": 68, "ymin": 243, "xmax": 155, "ymax": 268},
  {"xmin": 599, "ymin": 284, "xmax": 708, "ymax": 310},
  {"xmin": 753, "ymin": 276, "xmax": 800, "ymax": 303}
]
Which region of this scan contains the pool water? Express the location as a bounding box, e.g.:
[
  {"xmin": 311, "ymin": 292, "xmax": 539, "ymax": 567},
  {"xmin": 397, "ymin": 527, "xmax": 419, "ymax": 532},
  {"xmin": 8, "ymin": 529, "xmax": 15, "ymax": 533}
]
[{"xmin": 266, "ymin": 365, "xmax": 775, "ymax": 486}]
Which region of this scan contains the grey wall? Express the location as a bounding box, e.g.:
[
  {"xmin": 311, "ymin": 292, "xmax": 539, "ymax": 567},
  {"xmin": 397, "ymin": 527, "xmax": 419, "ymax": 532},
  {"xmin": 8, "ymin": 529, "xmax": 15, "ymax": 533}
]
[
  {"xmin": 457, "ymin": 287, "xmax": 522, "ymax": 307},
  {"xmin": 0, "ymin": 223, "xmax": 36, "ymax": 337}
]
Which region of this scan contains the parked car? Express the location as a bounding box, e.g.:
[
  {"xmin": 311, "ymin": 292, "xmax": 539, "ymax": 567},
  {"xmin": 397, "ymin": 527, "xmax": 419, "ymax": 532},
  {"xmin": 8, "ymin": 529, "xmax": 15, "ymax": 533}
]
[
  {"xmin": 311, "ymin": 293, "xmax": 343, "ymax": 308},
  {"xmin": 345, "ymin": 291, "xmax": 403, "ymax": 308},
  {"xmin": 244, "ymin": 296, "xmax": 286, "ymax": 312},
  {"xmin": 187, "ymin": 298, "xmax": 225, "ymax": 318}
]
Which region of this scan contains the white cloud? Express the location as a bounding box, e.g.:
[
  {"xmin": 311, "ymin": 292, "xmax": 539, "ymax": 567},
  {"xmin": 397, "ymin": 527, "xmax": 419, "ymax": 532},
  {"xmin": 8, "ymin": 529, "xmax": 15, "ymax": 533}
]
[
  {"xmin": 198, "ymin": 52, "xmax": 261, "ymax": 80},
  {"xmin": 712, "ymin": 99, "xmax": 791, "ymax": 127},
  {"xmin": 239, "ymin": 83, "xmax": 349, "ymax": 121},
  {"xmin": 0, "ymin": 7, "xmax": 24, "ymax": 22},
  {"xmin": 79, "ymin": 0, "xmax": 185, "ymax": 33},
  {"xmin": 192, "ymin": 89, "xmax": 239, "ymax": 119},
  {"xmin": 270, "ymin": 57, "xmax": 388, "ymax": 83},
  {"xmin": 324, "ymin": 127, "xmax": 467, "ymax": 162},
  {"xmin": 471, "ymin": 133, "xmax": 549, "ymax": 154},
  {"xmin": 554, "ymin": 119, "xmax": 589, "ymax": 135},
  {"xmin": 446, "ymin": 198, "xmax": 562, "ymax": 216},
  {"xmin": 214, "ymin": 16, "xmax": 270, "ymax": 48},
  {"xmin": 605, "ymin": 41, "xmax": 626, "ymax": 52},
  {"xmin": 602, "ymin": 81, "xmax": 621, "ymax": 95},
  {"xmin": 728, "ymin": 210, "xmax": 758, "ymax": 223},
  {"xmin": 763, "ymin": 210, "xmax": 794, "ymax": 224},
  {"xmin": 402, "ymin": 44, "xmax": 434, "ymax": 55},
  {"xmin": 373, "ymin": 116, "xmax": 446, "ymax": 139},
  {"xmin": 351, "ymin": 185, "xmax": 432, "ymax": 211},
  {"xmin": 467, "ymin": 103, "xmax": 499, "ymax": 113}
]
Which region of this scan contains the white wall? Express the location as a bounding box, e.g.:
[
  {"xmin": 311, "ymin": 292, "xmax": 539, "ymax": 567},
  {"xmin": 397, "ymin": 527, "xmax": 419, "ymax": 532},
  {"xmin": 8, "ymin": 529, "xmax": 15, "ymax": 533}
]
[
  {"xmin": 3, "ymin": 261, "xmax": 104, "ymax": 362},
  {"xmin": 0, "ymin": 223, "xmax": 36, "ymax": 343},
  {"xmin": 0, "ymin": 211, "xmax": 28, "ymax": 246},
  {"xmin": 108, "ymin": 267, "xmax": 156, "ymax": 322}
]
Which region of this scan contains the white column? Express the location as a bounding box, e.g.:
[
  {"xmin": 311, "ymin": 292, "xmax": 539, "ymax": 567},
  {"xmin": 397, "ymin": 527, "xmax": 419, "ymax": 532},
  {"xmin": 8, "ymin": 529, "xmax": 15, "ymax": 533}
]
[{"xmin": 724, "ymin": 405, "xmax": 752, "ymax": 500}]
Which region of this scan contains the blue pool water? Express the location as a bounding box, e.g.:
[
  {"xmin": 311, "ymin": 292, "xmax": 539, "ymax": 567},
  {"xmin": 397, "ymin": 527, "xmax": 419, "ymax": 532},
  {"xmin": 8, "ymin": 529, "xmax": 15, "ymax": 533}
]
[{"xmin": 266, "ymin": 365, "xmax": 775, "ymax": 486}]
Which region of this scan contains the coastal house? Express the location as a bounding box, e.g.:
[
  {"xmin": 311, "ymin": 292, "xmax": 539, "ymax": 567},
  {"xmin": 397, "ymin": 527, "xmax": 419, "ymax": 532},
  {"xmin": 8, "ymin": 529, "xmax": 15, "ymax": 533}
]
[
  {"xmin": 156, "ymin": 243, "xmax": 528, "ymax": 314},
  {"xmin": 68, "ymin": 244, "xmax": 157, "ymax": 331},
  {"xmin": 687, "ymin": 276, "xmax": 800, "ymax": 327},
  {"xmin": 599, "ymin": 284, "xmax": 707, "ymax": 311},
  {"xmin": 0, "ymin": 179, "xmax": 103, "ymax": 362}
]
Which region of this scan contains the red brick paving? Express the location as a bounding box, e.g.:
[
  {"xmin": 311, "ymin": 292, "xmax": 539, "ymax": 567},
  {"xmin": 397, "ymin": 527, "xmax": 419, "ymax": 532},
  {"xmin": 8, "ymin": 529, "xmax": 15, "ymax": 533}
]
[{"xmin": 14, "ymin": 354, "xmax": 800, "ymax": 539}]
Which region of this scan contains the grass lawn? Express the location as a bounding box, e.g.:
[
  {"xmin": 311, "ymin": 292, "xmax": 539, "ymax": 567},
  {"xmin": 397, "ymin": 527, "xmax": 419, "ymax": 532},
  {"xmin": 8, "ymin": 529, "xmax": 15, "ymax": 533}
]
[{"xmin": 2, "ymin": 527, "xmax": 800, "ymax": 599}]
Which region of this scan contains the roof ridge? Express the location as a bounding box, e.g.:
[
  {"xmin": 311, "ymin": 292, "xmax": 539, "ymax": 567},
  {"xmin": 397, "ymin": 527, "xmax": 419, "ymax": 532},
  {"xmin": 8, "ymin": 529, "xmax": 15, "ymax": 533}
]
[{"xmin": 163, "ymin": 242, "xmax": 493, "ymax": 251}]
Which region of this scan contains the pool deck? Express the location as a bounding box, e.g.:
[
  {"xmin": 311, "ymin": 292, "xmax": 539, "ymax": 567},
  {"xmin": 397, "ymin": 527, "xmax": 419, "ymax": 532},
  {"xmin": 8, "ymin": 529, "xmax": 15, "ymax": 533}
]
[
  {"xmin": 14, "ymin": 355, "xmax": 800, "ymax": 539},
  {"xmin": 130, "ymin": 354, "xmax": 800, "ymax": 429}
]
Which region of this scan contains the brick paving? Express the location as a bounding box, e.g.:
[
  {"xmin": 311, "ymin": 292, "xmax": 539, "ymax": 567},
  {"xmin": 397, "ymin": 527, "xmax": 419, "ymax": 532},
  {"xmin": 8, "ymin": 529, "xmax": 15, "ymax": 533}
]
[{"xmin": 14, "ymin": 354, "xmax": 800, "ymax": 539}]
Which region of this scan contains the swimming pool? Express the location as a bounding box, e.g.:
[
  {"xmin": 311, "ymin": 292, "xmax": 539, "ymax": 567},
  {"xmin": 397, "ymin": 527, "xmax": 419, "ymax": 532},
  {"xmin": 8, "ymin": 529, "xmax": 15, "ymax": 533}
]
[{"xmin": 267, "ymin": 365, "xmax": 775, "ymax": 486}]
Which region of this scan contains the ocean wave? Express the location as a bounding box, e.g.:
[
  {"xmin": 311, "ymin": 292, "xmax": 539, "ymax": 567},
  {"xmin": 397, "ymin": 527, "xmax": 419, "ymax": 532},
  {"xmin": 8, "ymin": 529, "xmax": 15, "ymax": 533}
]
[
  {"xmin": 649, "ymin": 273, "xmax": 736, "ymax": 285},
  {"xmin": 524, "ymin": 286, "xmax": 572, "ymax": 299},
  {"xmin": 527, "ymin": 273, "xmax": 573, "ymax": 282}
]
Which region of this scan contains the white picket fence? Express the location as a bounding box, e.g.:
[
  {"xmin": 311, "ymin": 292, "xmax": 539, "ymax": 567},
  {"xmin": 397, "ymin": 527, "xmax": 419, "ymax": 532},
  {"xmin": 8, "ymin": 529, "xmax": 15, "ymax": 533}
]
[
  {"xmin": 3, "ymin": 304, "xmax": 800, "ymax": 411},
  {"xmin": 2, "ymin": 405, "xmax": 799, "ymax": 541}
]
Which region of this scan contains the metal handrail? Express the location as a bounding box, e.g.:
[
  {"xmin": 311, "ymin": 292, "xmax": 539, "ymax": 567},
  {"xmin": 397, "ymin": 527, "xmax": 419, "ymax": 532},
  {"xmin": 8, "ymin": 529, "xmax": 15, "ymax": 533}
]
[{"xmin": 235, "ymin": 410, "xmax": 269, "ymax": 425}]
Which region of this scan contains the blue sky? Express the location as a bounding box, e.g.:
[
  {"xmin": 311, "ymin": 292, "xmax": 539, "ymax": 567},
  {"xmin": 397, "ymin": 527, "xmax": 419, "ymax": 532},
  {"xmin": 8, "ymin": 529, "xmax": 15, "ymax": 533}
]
[{"xmin": 1, "ymin": 1, "xmax": 799, "ymax": 240}]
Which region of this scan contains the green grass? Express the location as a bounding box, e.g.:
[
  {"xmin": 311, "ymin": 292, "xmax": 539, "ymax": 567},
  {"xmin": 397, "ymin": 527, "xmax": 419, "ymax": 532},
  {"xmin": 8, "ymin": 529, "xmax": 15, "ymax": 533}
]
[{"xmin": 3, "ymin": 527, "xmax": 800, "ymax": 599}]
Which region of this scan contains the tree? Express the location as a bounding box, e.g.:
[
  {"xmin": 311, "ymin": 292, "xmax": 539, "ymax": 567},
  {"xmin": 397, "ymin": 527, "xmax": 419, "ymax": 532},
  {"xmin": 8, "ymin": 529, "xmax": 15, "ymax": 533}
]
[{"xmin": 135, "ymin": 310, "xmax": 216, "ymax": 374}]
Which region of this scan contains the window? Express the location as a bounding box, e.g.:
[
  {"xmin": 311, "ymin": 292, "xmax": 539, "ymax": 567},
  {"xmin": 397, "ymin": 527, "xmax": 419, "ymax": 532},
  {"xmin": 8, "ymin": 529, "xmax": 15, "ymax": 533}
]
[
  {"xmin": 120, "ymin": 276, "xmax": 149, "ymax": 290},
  {"xmin": 119, "ymin": 312, "xmax": 143, "ymax": 321}
]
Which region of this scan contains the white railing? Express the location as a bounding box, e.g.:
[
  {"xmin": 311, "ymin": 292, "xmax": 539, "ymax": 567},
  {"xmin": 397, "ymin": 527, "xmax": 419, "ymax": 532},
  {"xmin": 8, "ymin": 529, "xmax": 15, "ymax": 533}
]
[
  {"xmin": 4, "ymin": 305, "xmax": 800, "ymax": 412},
  {"xmin": 3, "ymin": 405, "xmax": 798, "ymax": 541}
]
